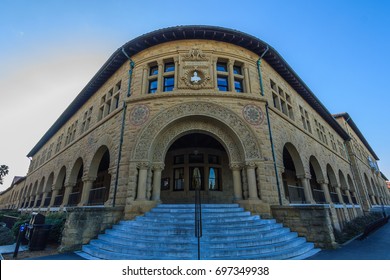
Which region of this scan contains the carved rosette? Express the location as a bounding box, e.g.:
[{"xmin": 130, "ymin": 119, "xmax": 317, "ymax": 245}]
[
  {"xmin": 130, "ymin": 104, "xmax": 150, "ymax": 126},
  {"xmin": 242, "ymin": 104, "xmax": 264, "ymax": 126}
]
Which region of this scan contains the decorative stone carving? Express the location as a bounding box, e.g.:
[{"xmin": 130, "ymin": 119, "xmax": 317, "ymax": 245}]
[
  {"xmin": 179, "ymin": 48, "xmax": 212, "ymax": 90},
  {"xmin": 132, "ymin": 102, "xmax": 262, "ymax": 162},
  {"xmin": 130, "ymin": 104, "xmax": 150, "ymax": 126},
  {"xmin": 185, "ymin": 48, "xmax": 206, "ymax": 60},
  {"xmin": 242, "ymin": 104, "xmax": 264, "ymax": 126},
  {"xmin": 152, "ymin": 119, "xmax": 241, "ymax": 163}
]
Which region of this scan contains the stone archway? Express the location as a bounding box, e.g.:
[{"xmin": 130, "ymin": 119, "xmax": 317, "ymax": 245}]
[
  {"xmin": 130, "ymin": 102, "xmax": 263, "ymax": 203},
  {"xmin": 132, "ymin": 102, "xmax": 261, "ymax": 162}
]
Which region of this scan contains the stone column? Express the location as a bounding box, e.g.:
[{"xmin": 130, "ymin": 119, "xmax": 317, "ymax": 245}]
[
  {"xmin": 157, "ymin": 60, "xmax": 163, "ymax": 92},
  {"xmin": 297, "ymin": 175, "xmax": 315, "ymax": 204},
  {"xmin": 345, "ymin": 190, "xmax": 353, "ymax": 204},
  {"xmin": 173, "ymin": 57, "xmax": 179, "ymax": 90},
  {"xmin": 49, "ymin": 188, "xmax": 59, "ymax": 207},
  {"xmin": 151, "ymin": 163, "xmax": 164, "ymax": 201},
  {"xmin": 32, "ymin": 194, "xmax": 40, "ymax": 207},
  {"xmin": 230, "ymin": 163, "xmax": 243, "ymax": 200},
  {"xmin": 335, "ymin": 184, "xmax": 344, "ymax": 204},
  {"xmin": 39, "ymin": 192, "xmax": 49, "ymax": 208},
  {"xmin": 246, "ymin": 162, "xmax": 259, "ymax": 200},
  {"xmin": 228, "ymin": 59, "xmax": 235, "ymax": 92},
  {"xmin": 319, "ymin": 180, "xmax": 332, "ymax": 204},
  {"xmin": 61, "ymin": 183, "xmax": 75, "ymax": 207},
  {"xmin": 136, "ymin": 162, "xmax": 149, "ymax": 201},
  {"xmin": 212, "ymin": 58, "xmax": 218, "ymax": 90},
  {"xmin": 78, "ymin": 177, "xmax": 96, "ymax": 206},
  {"xmin": 243, "ymin": 64, "xmax": 251, "ymax": 93},
  {"xmin": 141, "ymin": 66, "xmax": 148, "ymax": 94}
]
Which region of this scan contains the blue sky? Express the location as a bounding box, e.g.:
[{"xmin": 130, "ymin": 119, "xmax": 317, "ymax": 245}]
[{"xmin": 0, "ymin": 0, "xmax": 389, "ymax": 190}]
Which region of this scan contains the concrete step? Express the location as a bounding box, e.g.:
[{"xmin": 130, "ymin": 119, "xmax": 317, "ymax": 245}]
[
  {"xmin": 97, "ymin": 231, "xmax": 299, "ymax": 249},
  {"xmin": 117, "ymin": 218, "xmax": 275, "ymax": 229},
  {"xmin": 114, "ymin": 219, "xmax": 279, "ymax": 233},
  {"xmin": 79, "ymin": 203, "xmax": 320, "ymax": 260}
]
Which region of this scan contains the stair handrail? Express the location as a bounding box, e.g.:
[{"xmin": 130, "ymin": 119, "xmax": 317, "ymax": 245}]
[{"xmin": 195, "ymin": 184, "xmax": 202, "ymax": 260}]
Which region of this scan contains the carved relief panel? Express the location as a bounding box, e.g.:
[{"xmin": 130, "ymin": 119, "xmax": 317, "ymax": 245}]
[{"xmin": 178, "ymin": 48, "xmax": 214, "ymax": 90}]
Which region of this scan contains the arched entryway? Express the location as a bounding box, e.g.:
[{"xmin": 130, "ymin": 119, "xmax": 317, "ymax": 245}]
[
  {"xmin": 160, "ymin": 133, "xmax": 233, "ymax": 203},
  {"xmin": 89, "ymin": 148, "xmax": 111, "ymax": 205},
  {"xmin": 130, "ymin": 102, "xmax": 263, "ymax": 205}
]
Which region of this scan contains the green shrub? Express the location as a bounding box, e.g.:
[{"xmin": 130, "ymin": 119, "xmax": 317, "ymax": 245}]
[
  {"xmin": 45, "ymin": 212, "xmax": 66, "ymax": 244},
  {"xmin": 0, "ymin": 225, "xmax": 15, "ymax": 245},
  {"xmin": 334, "ymin": 213, "xmax": 383, "ymax": 244},
  {"xmin": 11, "ymin": 214, "xmax": 31, "ymax": 238}
]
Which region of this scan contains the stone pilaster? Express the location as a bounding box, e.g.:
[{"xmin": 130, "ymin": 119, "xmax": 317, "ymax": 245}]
[
  {"xmin": 230, "ymin": 163, "xmax": 243, "ymax": 200},
  {"xmin": 78, "ymin": 177, "xmax": 96, "ymax": 206},
  {"xmin": 151, "ymin": 163, "xmax": 164, "ymax": 201},
  {"xmin": 246, "ymin": 162, "xmax": 259, "ymax": 200},
  {"xmin": 136, "ymin": 162, "xmax": 149, "ymax": 201}
]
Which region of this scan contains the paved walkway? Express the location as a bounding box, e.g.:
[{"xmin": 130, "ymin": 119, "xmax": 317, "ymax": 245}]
[{"xmin": 308, "ymin": 219, "xmax": 390, "ymax": 260}]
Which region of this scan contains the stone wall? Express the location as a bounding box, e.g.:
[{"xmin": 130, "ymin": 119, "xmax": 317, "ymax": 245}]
[
  {"xmin": 59, "ymin": 206, "xmax": 124, "ymax": 252},
  {"xmin": 271, "ymin": 205, "xmax": 338, "ymax": 249}
]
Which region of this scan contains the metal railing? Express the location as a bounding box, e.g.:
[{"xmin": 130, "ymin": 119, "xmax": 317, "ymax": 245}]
[
  {"xmin": 287, "ymin": 185, "xmax": 306, "ymax": 204},
  {"xmin": 67, "ymin": 192, "xmax": 81, "ymax": 206},
  {"xmin": 53, "ymin": 195, "xmax": 63, "ymax": 207},
  {"xmin": 88, "ymin": 187, "xmax": 107, "ymax": 205},
  {"xmin": 330, "ymin": 192, "xmax": 340, "ymax": 203},
  {"xmin": 43, "ymin": 197, "xmax": 51, "ymax": 207},
  {"xmin": 312, "ymin": 189, "xmax": 326, "ymax": 203},
  {"xmin": 194, "ymin": 186, "xmax": 202, "ymax": 260}
]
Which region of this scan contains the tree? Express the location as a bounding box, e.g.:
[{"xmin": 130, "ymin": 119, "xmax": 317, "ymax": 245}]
[{"xmin": 0, "ymin": 165, "xmax": 9, "ymax": 185}]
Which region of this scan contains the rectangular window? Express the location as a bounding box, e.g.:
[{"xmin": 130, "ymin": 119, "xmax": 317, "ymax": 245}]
[
  {"xmin": 234, "ymin": 79, "xmax": 243, "ymax": 92},
  {"xmin": 233, "ymin": 65, "xmax": 242, "ymax": 75},
  {"xmin": 173, "ymin": 168, "xmax": 184, "ymax": 191},
  {"xmin": 189, "ymin": 153, "xmax": 204, "ymax": 163},
  {"xmin": 164, "ymin": 62, "xmax": 175, "ymax": 72},
  {"xmin": 148, "ymin": 79, "xmax": 158, "ymax": 93},
  {"xmin": 217, "ymin": 76, "xmax": 229, "ymax": 91},
  {"xmin": 149, "ymin": 66, "xmax": 158, "ymax": 76},
  {"xmin": 208, "ymin": 167, "xmax": 221, "ymax": 191},
  {"xmin": 208, "ymin": 155, "xmax": 220, "ymax": 164},
  {"xmin": 163, "ymin": 76, "xmax": 174, "ymax": 92},
  {"xmin": 272, "ymin": 93, "xmax": 280, "ymax": 110},
  {"xmin": 174, "ymin": 155, "xmax": 184, "ymax": 165},
  {"xmin": 189, "ymin": 167, "xmax": 204, "ymax": 190},
  {"xmin": 216, "ymin": 62, "xmax": 228, "ymax": 72}
]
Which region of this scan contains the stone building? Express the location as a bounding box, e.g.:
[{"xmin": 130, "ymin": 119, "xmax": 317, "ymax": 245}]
[{"xmin": 1, "ymin": 26, "xmax": 389, "ymax": 257}]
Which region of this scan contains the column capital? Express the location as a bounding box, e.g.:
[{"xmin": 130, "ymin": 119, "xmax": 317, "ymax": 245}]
[
  {"xmin": 82, "ymin": 176, "xmax": 97, "ymax": 183},
  {"xmin": 317, "ymin": 179, "xmax": 328, "ymax": 185},
  {"xmin": 245, "ymin": 161, "xmax": 258, "ymax": 168},
  {"xmin": 296, "ymin": 174, "xmax": 311, "ymax": 180},
  {"xmin": 137, "ymin": 162, "xmax": 150, "ymax": 169},
  {"xmin": 230, "ymin": 163, "xmax": 243, "ymax": 170},
  {"xmin": 64, "ymin": 182, "xmax": 76, "ymax": 188},
  {"xmin": 152, "ymin": 163, "xmax": 165, "ymax": 171}
]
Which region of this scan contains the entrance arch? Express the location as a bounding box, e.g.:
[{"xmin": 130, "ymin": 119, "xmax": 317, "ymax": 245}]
[
  {"xmin": 160, "ymin": 132, "xmax": 232, "ymax": 203},
  {"xmin": 131, "ymin": 102, "xmax": 263, "ymax": 203}
]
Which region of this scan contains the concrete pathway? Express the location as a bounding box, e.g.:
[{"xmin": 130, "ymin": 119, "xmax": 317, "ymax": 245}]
[{"xmin": 308, "ymin": 220, "xmax": 390, "ymax": 260}]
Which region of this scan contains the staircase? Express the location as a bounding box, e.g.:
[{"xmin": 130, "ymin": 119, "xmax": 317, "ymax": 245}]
[{"xmin": 77, "ymin": 204, "xmax": 320, "ymax": 260}]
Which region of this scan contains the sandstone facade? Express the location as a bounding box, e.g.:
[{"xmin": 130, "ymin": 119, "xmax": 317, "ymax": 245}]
[{"xmin": 1, "ymin": 26, "xmax": 389, "ymax": 248}]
